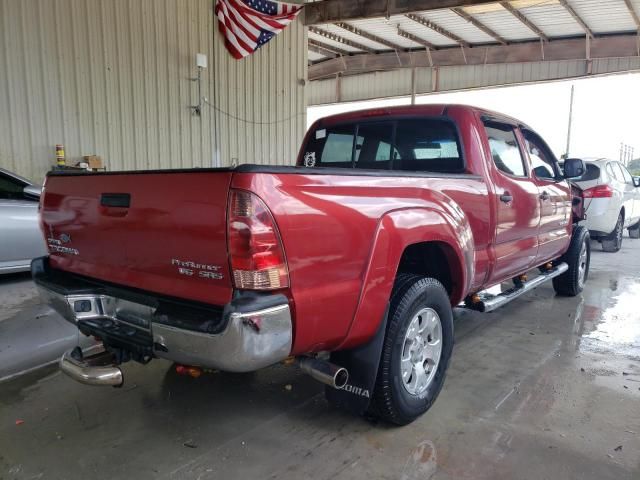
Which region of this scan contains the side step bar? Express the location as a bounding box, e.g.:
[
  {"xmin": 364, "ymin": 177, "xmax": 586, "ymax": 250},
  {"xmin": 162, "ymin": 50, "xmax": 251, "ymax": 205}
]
[
  {"xmin": 60, "ymin": 347, "xmax": 123, "ymax": 387},
  {"xmin": 466, "ymin": 263, "xmax": 569, "ymax": 313}
]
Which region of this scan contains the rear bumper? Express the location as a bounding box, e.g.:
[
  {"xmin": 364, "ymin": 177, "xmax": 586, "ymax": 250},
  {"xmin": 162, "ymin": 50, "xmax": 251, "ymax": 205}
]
[
  {"xmin": 32, "ymin": 257, "xmax": 292, "ymax": 373},
  {"xmin": 584, "ymin": 198, "xmax": 617, "ymax": 237}
]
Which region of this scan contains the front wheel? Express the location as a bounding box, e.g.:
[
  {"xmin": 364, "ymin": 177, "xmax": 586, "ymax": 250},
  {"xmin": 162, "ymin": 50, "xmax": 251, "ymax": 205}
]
[
  {"xmin": 369, "ymin": 275, "xmax": 454, "ymax": 425},
  {"xmin": 553, "ymin": 226, "xmax": 590, "ymax": 297}
]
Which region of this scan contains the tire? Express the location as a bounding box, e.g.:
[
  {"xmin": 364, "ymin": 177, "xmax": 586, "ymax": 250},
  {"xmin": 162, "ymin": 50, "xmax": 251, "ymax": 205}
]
[
  {"xmin": 601, "ymin": 213, "xmax": 624, "ymax": 252},
  {"xmin": 552, "ymin": 225, "xmax": 590, "ymax": 297},
  {"xmin": 369, "ymin": 275, "xmax": 454, "ymax": 425},
  {"xmin": 629, "ymin": 220, "xmax": 640, "ymax": 239}
]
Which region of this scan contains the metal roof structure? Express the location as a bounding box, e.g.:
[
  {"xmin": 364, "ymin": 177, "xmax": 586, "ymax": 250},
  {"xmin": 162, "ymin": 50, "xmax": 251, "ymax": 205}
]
[{"xmin": 304, "ymin": 0, "xmax": 640, "ymax": 104}]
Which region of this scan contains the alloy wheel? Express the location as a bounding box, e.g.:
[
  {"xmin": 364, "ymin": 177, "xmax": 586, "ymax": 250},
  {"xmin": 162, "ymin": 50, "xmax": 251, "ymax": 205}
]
[{"xmin": 401, "ymin": 308, "xmax": 443, "ymax": 396}]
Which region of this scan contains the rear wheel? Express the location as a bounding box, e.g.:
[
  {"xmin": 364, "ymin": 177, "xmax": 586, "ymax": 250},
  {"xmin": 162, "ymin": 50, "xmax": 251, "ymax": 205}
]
[
  {"xmin": 628, "ymin": 220, "xmax": 640, "ymax": 239},
  {"xmin": 553, "ymin": 226, "xmax": 590, "ymax": 297},
  {"xmin": 369, "ymin": 275, "xmax": 454, "ymax": 425},
  {"xmin": 602, "ymin": 213, "xmax": 624, "ymax": 252}
]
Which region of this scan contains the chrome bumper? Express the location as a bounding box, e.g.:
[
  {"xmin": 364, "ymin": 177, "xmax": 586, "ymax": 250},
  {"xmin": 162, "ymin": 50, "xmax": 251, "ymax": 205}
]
[{"xmin": 37, "ymin": 285, "xmax": 293, "ymax": 373}]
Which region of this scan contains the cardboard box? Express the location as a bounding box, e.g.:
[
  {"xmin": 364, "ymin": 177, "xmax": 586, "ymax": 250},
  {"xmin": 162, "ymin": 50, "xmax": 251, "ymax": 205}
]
[{"xmin": 83, "ymin": 155, "xmax": 103, "ymax": 169}]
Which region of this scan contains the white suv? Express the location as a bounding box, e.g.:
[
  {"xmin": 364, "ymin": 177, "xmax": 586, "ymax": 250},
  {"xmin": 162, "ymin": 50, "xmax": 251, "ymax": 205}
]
[{"xmin": 574, "ymin": 159, "xmax": 640, "ymax": 252}]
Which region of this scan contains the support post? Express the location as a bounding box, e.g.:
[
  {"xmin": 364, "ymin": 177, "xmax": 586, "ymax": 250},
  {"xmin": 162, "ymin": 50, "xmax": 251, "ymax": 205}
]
[
  {"xmin": 411, "ymin": 67, "xmax": 417, "ymax": 104},
  {"xmin": 565, "ymin": 84, "xmax": 575, "ymax": 158}
]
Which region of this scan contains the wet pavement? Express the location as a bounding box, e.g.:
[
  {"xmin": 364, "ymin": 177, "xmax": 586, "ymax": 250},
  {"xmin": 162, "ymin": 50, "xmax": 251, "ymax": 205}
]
[{"xmin": 1, "ymin": 239, "xmax": 639, "ymax": 479}]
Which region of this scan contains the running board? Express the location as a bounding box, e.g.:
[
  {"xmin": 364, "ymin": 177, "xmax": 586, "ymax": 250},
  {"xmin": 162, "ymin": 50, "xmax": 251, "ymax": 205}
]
[{"xmin": 466, "ymin": 263, "xmax": 569, "ymax": 313}]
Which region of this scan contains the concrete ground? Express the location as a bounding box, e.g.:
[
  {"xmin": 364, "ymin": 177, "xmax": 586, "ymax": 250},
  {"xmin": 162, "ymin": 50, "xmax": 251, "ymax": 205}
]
[{"xmin": 1, "ymin": 239, "xmax": 639, "ymax": 480}]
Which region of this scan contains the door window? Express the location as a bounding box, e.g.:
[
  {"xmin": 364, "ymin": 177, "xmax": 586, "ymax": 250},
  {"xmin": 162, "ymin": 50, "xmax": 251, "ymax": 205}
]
[
  {"xmin": 618, "ymin": 163, "xmax": 634, "ymax": 185},
  {"xmin": 484, "ymin": 123, "xmax": 527, "ymax": 177},
  {"xmin": 608, "ymin": 162, "xmax": 626, "ymax": 183},
  {"xmin": 523, "ymin": 130, "xmax": 558, "ymax": 180}
]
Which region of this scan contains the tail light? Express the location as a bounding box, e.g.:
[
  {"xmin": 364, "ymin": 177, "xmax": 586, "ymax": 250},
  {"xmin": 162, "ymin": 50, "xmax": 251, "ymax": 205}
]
[
  {"xmin": 227, "ymin": 190, "xmax": 289, "ymax": 290},
  {"xmin": 583, "ymin": 184, "xmax": 613, "ymax": 198}
]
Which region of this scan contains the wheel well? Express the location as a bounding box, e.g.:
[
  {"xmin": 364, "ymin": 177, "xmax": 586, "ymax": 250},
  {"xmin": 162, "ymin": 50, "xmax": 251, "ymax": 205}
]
[{"xmin": 396, "ymin": 242, "xmax": 458, "ymax": 298}]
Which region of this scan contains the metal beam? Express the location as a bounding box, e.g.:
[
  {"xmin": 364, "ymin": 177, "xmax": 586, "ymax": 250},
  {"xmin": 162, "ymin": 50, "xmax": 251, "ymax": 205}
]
[
  {"xmin": 304, "ymin": 0, "xmax": 499, "ymax": 25},
  {"xmin": 335, "ymin": 22, "xmax": 405, "ymax": 51},
  {"xmin": 308, "ymin": 40, "xmax": 339, "ymax": 58},
  {"xmin": 308, "ymin": 27, "xmax": 377, "ymax": 53},
  {"xmin": 451, "ymin": 7, "xmax": 507, "ymax": 45},
  {"xmin": 397, "ymin": 26, "xmax": 437, "ymax": 50},
  {"xmin": 623, "ymin": 0, "xmax": 640, "ymax": 29},
  {"xmin": 406, "ymin": 13, "xmax": 470, "ymax": 48},
  {"xmin": 308, "ymin": 34, "xmax": 639, "ymax": 80},
  {"xmin": 558, "ymin": 0, "xmax": 594, "ymax": 38},
  {"xmin": 499, "ymin": 2, "xmax": 549, "ymax": 42}
]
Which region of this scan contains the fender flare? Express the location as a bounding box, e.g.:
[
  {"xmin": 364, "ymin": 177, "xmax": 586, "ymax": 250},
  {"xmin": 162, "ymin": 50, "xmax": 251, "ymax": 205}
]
[{"xmin": 338, "ymin": 205, "xmax": 474, "ymax": 350}]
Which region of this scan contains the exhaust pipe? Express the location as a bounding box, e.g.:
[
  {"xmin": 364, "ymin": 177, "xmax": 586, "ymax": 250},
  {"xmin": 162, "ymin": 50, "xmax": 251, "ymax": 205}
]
[
  {"xmin": 60, "ymin": 348, "xmax": 123, "ymax": 387},
  {"xmin": 298, "ymin": 357, "xmax": 348, "ymax": 389}
]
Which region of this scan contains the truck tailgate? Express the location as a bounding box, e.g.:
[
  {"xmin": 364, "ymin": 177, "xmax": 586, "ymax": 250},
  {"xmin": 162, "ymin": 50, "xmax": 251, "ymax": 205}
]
[{"xmin": 40, "ymin": 171, "xmax": 234, "ymax": 305}]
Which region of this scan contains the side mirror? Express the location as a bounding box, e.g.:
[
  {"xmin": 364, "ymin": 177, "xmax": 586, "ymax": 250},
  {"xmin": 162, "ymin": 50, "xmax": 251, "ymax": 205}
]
[
  {"xmin": 634, "ymin": 177, "xmax": 640, "ymax": 188},
  {"xmin": 563, "ymin": 158, "xmax": 586, "ymax": 179},
  {"xmin": 23, "ymin": 184, "xmax": 42, "ymax": 199}
]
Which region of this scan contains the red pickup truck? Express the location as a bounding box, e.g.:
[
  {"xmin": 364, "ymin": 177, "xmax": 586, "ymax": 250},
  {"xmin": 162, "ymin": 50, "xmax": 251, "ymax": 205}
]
[{"xmin": 34, "ymin": 105, "xmax": 589, "ymax": 425}]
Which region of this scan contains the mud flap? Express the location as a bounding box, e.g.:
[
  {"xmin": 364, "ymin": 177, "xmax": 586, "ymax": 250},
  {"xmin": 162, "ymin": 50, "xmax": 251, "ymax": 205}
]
[{"xmin": 325, "ymin": 305, "xmax": 389, "ymax": 415}]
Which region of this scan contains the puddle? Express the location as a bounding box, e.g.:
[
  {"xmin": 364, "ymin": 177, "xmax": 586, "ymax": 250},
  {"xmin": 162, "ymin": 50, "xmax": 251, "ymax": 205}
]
[{"xmin": 581, "ymin": 279, "xmax": 640, "ymax": 357}]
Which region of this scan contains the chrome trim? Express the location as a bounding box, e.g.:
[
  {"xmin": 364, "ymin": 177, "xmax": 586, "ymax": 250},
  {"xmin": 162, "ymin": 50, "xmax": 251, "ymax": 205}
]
[
  {"xmin": 59, "ymin": 350, "xmax": 123, "ymax": 387},
  {"xmin": 37, "ymin": 285, "xmax": 293, "ymax": 373},
  {"xmin": 480, "ymin": 263, "xmax": 569, "ymax": 313},
  {"xmin": 35, "ymin": 286, "xmax": 154, "ymax": 330},
  {"xmin": 152, "ymin": 304, "xmax": 292, "ymax": 372}
]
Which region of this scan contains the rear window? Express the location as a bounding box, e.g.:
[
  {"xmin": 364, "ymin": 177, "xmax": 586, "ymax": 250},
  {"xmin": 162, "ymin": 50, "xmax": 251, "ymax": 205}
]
[
  {"xmin": 581, "ymin": 164, "xmax": 600, "ymax": 181},
  {"xmin": 302, "ymin": 119, "xmax": 464, "ymax": 173}
]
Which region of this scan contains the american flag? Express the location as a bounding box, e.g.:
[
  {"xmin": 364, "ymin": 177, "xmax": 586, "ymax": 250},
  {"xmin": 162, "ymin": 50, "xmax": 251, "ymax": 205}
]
[{"xmin": 215, "ymin": 0, "xmax": 303, "ymax": 59}]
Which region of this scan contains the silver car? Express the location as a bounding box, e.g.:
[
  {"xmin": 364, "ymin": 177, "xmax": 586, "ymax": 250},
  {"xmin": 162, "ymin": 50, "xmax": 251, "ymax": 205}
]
[{"xmin": 0, "ymin": 168, "xmax": 48, "ymax": 273}]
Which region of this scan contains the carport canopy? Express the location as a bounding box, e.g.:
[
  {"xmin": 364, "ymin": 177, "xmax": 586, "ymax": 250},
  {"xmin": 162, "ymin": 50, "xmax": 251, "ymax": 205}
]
[{"xmin": 304, "ymin": 0, "xmax": 640, "ymax": 104}]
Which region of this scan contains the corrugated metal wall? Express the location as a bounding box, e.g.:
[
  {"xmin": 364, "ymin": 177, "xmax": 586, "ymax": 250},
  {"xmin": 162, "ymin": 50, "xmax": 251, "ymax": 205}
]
[
  {"xmin": 0, "ymin": 0, "xmax": 307, "ymax": 182},
  {"xmin": 309, "ymin": 57, "xmax": 640, "ymax": 105}
]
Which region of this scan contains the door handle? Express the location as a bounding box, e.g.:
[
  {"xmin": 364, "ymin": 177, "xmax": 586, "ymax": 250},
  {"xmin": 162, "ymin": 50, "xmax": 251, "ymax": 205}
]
[
  {"xmin": 540, "ymin": 191, "xmax": 550, "ymax": 201},
  {"xmin": 500, "ymin": 193, "xmax": 513, "ymax": 203}
]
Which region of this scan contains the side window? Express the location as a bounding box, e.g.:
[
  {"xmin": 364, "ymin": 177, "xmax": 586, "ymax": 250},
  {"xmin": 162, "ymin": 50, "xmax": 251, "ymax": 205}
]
[
  {"xmin": 523, "ymin": 130, "xmax": 558, "ymax": 180},
  {"xmin": 606, "ymin": 163, "xmax": 619, "ymax": 181},
  {"xmin": 618, "ymin": 163, "xmax": 634, "ymax": 185},
  {"xmin": 580, "ymin": 164, "xmax": 601, "ymax": 182},
  {"xmin": 484, "ymin": 123, "xmax": 527, "ymax": 177},
  {"xmin": 0, "ymin": 173, "xmax": 27, "ymax": 200},
  {"xmin": 608, "ymin": 162, "xmax": 625, "ymax": 183}
]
